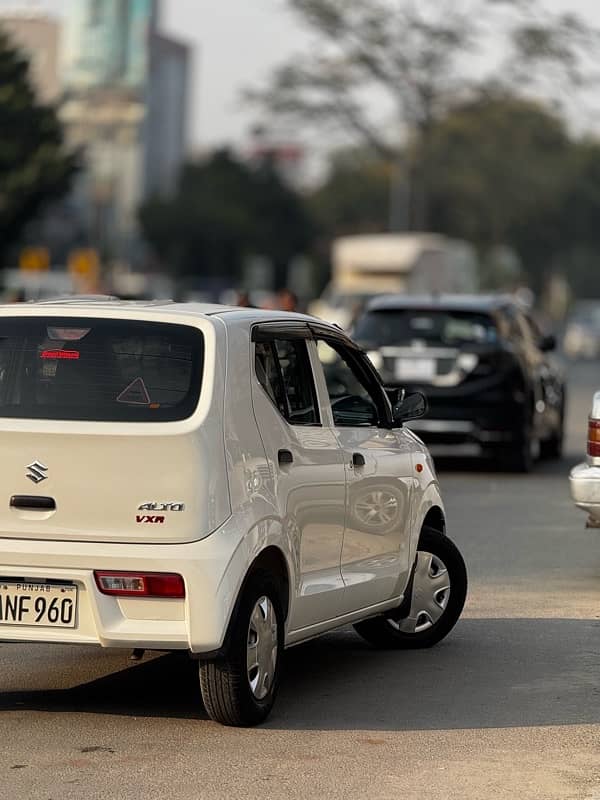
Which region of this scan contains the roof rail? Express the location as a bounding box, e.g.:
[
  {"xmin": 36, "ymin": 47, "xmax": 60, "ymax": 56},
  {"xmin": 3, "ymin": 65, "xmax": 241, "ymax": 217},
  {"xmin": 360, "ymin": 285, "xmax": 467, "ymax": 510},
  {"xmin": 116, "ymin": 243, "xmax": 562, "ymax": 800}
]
[{"xmin": 32, "ymin": 295, "xmax": 120, "ymax": 305}]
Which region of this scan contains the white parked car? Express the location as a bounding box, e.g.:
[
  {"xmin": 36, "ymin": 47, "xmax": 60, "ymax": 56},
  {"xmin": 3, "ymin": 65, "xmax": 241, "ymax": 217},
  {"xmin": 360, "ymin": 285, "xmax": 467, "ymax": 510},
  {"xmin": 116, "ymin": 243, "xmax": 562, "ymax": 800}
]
[
  {"xmin": 570, "ymin": 391, "xmax": 600, "ymax": 528},
  {"xmin": 0, "ymin": 298, "xmax": 467, "ymax": 726}
]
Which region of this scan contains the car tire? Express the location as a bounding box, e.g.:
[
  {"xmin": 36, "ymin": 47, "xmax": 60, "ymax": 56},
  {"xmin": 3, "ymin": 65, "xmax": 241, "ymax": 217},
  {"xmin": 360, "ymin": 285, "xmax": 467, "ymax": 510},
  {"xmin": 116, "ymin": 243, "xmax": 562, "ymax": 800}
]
[
  {"xmin": 353, "ymin": 526, "xmax": 467, "ymax": 650},
  {"xmin": 539, "ymin": 403, "xmax": 565, "ymax": 461},
  {"xmin": 199, "ymin": 570, "xmax": 283, "ymax": 727},
  {"xmin": 495, "ymin": 420, "xmax": 537, "ymax": 473}
]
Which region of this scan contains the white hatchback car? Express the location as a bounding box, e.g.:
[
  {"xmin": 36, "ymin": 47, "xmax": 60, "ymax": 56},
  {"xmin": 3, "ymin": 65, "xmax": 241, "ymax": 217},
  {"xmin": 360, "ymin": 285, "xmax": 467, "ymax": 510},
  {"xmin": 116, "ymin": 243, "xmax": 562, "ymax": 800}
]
[{"xmin": 0, "ymin": 299, "xmax": 467, "ymax": 726}]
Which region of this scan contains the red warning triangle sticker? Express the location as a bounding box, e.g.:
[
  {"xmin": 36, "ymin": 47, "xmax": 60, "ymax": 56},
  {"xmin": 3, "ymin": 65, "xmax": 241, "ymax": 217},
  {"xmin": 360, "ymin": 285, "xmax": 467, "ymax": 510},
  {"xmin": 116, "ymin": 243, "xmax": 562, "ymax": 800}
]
[{"xmin": 116, "ymin": 377, "xmax": 151, "ymax": 405}]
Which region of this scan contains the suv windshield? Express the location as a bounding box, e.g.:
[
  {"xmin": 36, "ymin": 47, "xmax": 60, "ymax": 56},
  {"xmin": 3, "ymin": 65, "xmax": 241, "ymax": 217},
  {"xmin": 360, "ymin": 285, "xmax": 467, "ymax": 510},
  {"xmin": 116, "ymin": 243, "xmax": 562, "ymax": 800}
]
[
  {"xmin": 0, "ymin": 317, "xmax": 204, "ymax": 422},
  {"xmin": 353, "ymin": 309, "xmax": 498, "ymax": 347}
]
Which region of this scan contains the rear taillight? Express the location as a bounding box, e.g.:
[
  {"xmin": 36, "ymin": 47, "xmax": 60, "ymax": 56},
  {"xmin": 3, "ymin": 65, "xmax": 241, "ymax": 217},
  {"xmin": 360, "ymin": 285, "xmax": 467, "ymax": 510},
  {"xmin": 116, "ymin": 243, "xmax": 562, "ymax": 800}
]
[
  {"xmin": 588, "ymin": 419, "xmax": 600, "ymax": 457},
  {"xmin": 94, "ymin": 571, "xmax": 185, "ymax": 598}
]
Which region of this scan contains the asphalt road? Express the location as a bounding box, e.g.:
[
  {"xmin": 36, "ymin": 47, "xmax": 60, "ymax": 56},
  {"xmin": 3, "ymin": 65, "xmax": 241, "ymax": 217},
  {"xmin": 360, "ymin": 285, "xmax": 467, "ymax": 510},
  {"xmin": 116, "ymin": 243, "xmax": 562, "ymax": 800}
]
[{"xmin": 1, "ymin": 362, "xmax": 599, "ymax": 800}]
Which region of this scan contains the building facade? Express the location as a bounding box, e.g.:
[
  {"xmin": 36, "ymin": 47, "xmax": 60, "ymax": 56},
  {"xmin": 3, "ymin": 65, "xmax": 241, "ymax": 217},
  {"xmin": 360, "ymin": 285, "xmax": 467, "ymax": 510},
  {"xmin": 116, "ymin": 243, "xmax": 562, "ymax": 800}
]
[
  {"xmin": 61, "ymin": 0, "xmax": 189, "ymax": 261},
  {"xmin": 0, "ymin": 12, "xmax": 61, "ymax": 104}
]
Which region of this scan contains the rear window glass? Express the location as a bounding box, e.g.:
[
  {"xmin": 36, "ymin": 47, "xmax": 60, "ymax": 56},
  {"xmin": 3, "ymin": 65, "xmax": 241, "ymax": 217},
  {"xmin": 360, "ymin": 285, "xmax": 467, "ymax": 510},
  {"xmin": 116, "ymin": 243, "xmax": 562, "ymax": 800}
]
[
  {"xmin": 353, "ymin": 310, "xmax": 498, "ymax": 347},
  {"xmin": 0, "ymin": 317, "xmax": 204, "ymax": 422}
]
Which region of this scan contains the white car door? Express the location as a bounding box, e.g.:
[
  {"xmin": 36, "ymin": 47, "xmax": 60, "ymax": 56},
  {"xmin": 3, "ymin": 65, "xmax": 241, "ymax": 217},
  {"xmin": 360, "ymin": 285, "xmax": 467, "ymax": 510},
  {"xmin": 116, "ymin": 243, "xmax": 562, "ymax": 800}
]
[
  {"xmin": 251, "ymin": 323, "xmax": 347, "ymax": 632},
  {"xmin": 311, "ymin": 328, "xmax": 416, "ymax": 614}
]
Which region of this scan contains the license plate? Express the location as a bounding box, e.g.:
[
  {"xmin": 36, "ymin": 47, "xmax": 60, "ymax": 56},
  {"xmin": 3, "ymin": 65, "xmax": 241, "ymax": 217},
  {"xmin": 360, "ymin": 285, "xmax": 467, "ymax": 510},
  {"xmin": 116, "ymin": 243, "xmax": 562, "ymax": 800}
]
[
  {"xmin": 395, "ymin": 358, "xmax": 436, "ymax": 381},
  {"xmin": 0, "ymin": 582, "xmax": 78, "ymax": 628}
]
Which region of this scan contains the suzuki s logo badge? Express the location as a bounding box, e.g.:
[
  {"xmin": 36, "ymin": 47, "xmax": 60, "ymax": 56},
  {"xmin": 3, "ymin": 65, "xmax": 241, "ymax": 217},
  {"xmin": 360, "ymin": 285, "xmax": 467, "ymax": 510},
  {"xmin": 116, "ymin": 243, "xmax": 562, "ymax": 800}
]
[{"xmin": 26, "ymin": 461, "xmax": 48, "ymax": 484}]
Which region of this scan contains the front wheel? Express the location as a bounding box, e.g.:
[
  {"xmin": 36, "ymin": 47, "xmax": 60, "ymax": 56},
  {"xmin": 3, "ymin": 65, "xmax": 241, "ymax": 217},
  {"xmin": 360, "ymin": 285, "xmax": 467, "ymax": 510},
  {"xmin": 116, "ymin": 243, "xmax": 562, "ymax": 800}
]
[
  {"xmin": 353, "ymin": 527, "xmax": 467, "ymax": 649},
  {"xmin": 199, "ymin": 572, "xmax": 283, "ymax": 726}
]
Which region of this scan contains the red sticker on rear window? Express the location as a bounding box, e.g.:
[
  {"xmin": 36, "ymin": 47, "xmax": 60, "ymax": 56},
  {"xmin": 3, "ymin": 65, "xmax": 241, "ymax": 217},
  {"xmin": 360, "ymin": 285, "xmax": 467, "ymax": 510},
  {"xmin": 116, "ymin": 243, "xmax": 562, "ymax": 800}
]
[{"xmin": 41, "ymin": 350, "xmax": 80, "ymax": 360}]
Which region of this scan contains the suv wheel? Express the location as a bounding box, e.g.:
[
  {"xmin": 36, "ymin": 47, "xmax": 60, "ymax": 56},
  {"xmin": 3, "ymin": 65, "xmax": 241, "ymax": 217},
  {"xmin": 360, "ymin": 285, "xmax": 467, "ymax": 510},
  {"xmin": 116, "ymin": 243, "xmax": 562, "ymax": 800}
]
[
  {"xmin": 539, "ymin": 402, "xmax": 565, "ymax": 460},
  {"xmin": 495, "ymin": 421, "xmax": 538, "ymax": 473},
  {"xmin": 199, "ymin": 571, "xmax": 283, "ymax": 726},
  {"xmin": 353, "ymin": 527, "xmax": 467, "ymax": 649}
]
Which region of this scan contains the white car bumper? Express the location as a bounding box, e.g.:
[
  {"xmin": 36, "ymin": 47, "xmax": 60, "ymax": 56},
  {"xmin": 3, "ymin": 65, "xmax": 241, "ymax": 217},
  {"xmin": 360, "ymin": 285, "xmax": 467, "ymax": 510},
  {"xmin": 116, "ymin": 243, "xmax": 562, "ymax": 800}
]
[
  {"xmin": 570, "ymin": 462, "xmax": 600, "ymax": 526},
  {"xmin": 0, "ymin": 530, "xmax": 245, "ymax": 653}
]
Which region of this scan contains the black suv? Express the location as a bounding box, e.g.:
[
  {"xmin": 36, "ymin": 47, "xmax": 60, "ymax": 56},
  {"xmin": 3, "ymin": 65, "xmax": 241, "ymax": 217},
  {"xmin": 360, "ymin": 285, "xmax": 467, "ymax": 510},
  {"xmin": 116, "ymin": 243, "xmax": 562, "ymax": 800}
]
[{"xmin": 352, "ymin": 294, "xmax": 566, "ymax": 471}]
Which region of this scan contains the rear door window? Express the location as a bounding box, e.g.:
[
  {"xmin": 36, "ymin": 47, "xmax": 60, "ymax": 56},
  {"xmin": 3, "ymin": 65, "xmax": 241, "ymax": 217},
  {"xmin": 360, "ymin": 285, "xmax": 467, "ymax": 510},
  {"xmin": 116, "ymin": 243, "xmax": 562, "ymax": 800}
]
[
  {"xmin": 254, "ymin": 338, "xmax": 319, "ymax": 425},
  {"xmin": 0, "ymin": 317, "xmax": 204, "ymax": 421}
]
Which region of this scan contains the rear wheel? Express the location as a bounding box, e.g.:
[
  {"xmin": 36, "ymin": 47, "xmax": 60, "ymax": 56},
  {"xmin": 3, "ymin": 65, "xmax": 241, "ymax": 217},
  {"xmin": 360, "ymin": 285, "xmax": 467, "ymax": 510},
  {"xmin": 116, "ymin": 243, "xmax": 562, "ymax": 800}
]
[
  {"xmin": 539, "ymin": 402, "xmax": 565, "ymax": 460},
  {"xmin": 199, "ymin": 572, "xmax": 283, "ymax": 726},
  {"xmin": 494, "ymin": 420, "xmax": 538, "ymax": 473},
  {"xmin": 353, "ymin": 527, "xmax": 467, "ymax": 649}
]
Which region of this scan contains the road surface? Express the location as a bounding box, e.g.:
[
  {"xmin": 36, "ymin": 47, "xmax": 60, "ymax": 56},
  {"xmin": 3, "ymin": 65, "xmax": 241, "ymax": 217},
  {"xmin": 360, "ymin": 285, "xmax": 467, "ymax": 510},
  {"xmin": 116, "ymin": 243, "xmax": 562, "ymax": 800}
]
[{"xmin": 1, "ymin": 362, "xmax": 599, "ymax": 799}]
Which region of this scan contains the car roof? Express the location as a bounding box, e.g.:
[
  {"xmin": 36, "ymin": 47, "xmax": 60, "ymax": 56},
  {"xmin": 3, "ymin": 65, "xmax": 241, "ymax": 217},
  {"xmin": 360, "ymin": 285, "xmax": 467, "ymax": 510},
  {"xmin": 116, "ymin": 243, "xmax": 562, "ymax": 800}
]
[
  {"xmin": 364, "ymin": 293, "xmax": 515, "ymax": 314},
  {"xmin": 0, "ymin": 295, "xmax": 328, "ymax": 327}
]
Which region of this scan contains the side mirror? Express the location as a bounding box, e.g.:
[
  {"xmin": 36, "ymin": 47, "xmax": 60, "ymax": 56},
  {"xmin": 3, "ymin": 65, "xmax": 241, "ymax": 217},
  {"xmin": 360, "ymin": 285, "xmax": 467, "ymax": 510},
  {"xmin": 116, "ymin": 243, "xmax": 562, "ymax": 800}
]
[
  {"xmin": 540, "ymin": 334, "xmax": 557, "ymax": 352},
  {"xmin": 393, "ymin": 391, "xmax": 428, "ymax": 425},
  {"xmin": 385, "ymin": 385, "xmax": 405, "ymax": 407}
]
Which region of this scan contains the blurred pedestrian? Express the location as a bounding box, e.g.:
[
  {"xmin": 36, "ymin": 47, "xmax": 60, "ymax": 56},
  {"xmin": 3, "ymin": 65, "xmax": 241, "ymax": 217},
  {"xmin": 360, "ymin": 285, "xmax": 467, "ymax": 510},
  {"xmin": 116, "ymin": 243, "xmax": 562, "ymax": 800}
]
[
  {"xmin": 277, "ymin": 288, "xmax": 298, "ymax": 312},
  {"xmin": 5, "ymin": 289, "xmax": 26, "ymax": 303},
  {"xmin": 235, "ymin": 290, "xmax": 253, "ymax": 308}
]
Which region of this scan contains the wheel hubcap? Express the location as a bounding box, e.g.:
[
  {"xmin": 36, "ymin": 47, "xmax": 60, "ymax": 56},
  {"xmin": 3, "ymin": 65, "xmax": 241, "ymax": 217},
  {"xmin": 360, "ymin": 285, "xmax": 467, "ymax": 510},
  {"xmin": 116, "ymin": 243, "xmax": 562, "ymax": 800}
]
[
  {"xmin": 246, "ymin": 595, "xmax": 278, "ymax": 700},
  {"xmin": 390, "ymin": 551, "xmax": 451, "ymax": 634}
]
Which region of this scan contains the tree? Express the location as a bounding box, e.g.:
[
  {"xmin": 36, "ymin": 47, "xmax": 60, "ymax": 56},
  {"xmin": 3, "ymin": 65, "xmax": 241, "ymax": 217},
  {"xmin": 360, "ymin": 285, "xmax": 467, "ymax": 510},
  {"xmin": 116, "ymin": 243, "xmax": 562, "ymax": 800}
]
[
  {"xmin": 248, "ymin": 0, "xmax": 598, "ymax": 231},
  {"xmin": 308, "ymin": 91, "xmax": 600, "ymax": 294},
  {"xmin": 139, "ymin": 149, "xmax": 313, "ymax": 288},
  {"xmin": 425, "ymin": 90, "xmax": 571, "ymax": 264},
  {"xmin": 308, "ymin": 147, "xmax": 390, "ymax": 235},
  {"xmin": 0, "ymin": 29, "xmax": 77, "ymax": 265}
]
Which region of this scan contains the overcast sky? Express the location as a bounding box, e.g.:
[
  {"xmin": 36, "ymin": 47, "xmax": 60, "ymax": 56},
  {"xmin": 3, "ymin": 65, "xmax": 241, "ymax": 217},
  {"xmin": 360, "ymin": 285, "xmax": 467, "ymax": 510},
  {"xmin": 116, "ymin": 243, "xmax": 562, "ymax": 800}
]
[{"xmin": 2, "ymin": 0, "xmax": 600, "ymax": 150}]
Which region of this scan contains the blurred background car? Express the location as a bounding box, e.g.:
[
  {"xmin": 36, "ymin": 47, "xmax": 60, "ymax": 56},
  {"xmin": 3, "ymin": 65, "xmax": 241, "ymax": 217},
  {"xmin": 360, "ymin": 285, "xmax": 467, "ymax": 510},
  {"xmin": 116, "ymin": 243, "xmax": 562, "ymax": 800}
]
[
  {"xmin": 563, "ymin": 301, "xmax": 600, "ymax": 360},
  {"xmin": 352, "ymin": 294, "xmax": 566, "ymax": 472},
  {"xmin": 570, "ymin": 391, "xmax": 600, "ymax": 528}
]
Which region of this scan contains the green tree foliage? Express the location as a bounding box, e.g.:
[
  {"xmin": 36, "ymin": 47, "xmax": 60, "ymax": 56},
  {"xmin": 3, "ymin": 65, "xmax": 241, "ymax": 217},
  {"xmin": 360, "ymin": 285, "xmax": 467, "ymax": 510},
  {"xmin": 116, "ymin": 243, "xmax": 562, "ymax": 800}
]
[
  {"xmin": 425, "ymin": 91, "xmax": 600, "ymax": 294},
  {"xmin": 309, "ymin": 148, "xmax": 390, "ymax": 235},
  {"xmin": 425, "ymin": 92, "xmax": 571, "ymax": 285},
  {"xmin": 311, "ymin": 91, "xmax": 600, "ymax": 295},
  {"xmin": 139, "ymin": 149, "xmax": 313, "ymax": 286},
  {"xmin": 249, "ymin": 0, "xmax": 597, "ymax": 230},
  {"xmin": 0, "ymin": 29, "xmax": 77, "ymax": 264}
]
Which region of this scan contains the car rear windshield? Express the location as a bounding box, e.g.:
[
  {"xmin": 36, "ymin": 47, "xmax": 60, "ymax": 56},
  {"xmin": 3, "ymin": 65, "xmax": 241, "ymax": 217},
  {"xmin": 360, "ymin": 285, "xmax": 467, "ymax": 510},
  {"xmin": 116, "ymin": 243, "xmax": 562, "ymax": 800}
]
[
  {"xmin": 0, "ymin": 317, "xmax": 204, "ymax": 422},
  {"xmin": 353, "ymin": 309, "xmax": 498, "ymax": 347}
]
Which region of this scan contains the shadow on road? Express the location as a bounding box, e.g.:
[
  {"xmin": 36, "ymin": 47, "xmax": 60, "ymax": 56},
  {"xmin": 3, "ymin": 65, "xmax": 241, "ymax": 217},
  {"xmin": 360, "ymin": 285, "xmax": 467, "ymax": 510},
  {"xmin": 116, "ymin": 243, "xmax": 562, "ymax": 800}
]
[{"xmin": 1, "ymin": 618, "xmax": 598, "ymax": 731}]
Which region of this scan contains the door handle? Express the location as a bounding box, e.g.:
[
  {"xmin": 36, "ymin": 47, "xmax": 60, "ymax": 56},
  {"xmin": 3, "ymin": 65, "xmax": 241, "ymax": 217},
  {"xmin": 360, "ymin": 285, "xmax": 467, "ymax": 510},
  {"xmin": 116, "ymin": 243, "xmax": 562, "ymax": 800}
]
[
  {"xmin": 10, "ymin": 495, "xmax": 56, "ymax": 511},
  {"xmin": 352, "ymin": 452, "xmax": 365, "ymax": 467},
  {"xmin": 278, "ymin": 449, "xmax": 294, "ymax": 466}
]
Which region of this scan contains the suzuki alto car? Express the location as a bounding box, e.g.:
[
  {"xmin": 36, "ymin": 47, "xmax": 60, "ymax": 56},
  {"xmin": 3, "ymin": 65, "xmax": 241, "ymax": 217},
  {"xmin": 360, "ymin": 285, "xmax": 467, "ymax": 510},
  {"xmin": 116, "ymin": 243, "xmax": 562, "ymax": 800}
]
[{"xmin": 0, "ymin": 298, "xmax": 467, "ymax": 726}]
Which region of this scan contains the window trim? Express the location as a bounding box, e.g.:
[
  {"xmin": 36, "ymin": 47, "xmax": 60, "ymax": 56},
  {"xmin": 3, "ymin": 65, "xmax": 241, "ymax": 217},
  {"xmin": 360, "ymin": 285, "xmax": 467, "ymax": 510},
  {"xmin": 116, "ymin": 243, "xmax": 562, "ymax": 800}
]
[{"xmin": 251, "ymin": 322, "xmax": 312, "ymax": 342}]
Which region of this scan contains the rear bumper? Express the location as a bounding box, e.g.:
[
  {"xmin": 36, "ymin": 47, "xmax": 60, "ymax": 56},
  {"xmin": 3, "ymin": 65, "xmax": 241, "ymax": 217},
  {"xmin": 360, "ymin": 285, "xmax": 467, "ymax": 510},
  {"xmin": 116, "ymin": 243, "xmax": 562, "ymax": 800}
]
[
  {"xmin": 0, "ymin": 530, "xmax": 244, "ymax": 653},
  {"xmin": 408, "ymin": 406, "xmax": 524, "ymax": 448},
  {"xmin": 570, "ymin": 462, "xmax": 600, "ymax": 525},
  {"xmin": 397, "ymin": 376, "xmax": 527, "ymax": 448}
]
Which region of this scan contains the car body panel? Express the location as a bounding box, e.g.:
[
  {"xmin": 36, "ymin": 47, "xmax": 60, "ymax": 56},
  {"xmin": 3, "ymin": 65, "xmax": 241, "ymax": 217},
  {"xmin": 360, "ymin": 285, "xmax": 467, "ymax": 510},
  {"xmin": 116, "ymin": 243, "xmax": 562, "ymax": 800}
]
[
  {"xmin": 335, "ymin": 425, "xmax": 415, "ymax": 611},
  {"xmin": 570, "ymin": 390, "xmax": 600, "ymax": 527}
]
